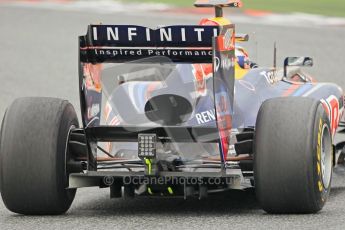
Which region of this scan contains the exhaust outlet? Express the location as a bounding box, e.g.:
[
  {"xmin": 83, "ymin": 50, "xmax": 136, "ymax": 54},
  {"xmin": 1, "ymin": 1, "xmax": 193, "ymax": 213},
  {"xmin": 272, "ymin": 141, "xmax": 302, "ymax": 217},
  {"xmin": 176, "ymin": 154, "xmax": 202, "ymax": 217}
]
[{"xmin": 144, "ymin": 94, "xmax": 193, "ymax": 126}]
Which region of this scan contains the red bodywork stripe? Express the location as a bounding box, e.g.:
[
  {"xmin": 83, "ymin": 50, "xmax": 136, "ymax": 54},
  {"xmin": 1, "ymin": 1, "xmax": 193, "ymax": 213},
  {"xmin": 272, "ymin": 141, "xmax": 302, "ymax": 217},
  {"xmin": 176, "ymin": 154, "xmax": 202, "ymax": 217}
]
[{"xmin": 282, "ymin": 84, "xmax": 300, "ymax": 97}]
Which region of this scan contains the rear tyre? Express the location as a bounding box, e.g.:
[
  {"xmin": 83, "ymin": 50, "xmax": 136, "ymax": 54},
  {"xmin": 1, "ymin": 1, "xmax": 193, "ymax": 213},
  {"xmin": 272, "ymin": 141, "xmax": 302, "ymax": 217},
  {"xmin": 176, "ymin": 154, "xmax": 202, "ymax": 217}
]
[
  {"xmin": 0, "ymin": 97, "xmax": 78, "ymax": 215},
  {"xmin": 254, "ymin": 97, "xmax": 332, "ymax": 214}
]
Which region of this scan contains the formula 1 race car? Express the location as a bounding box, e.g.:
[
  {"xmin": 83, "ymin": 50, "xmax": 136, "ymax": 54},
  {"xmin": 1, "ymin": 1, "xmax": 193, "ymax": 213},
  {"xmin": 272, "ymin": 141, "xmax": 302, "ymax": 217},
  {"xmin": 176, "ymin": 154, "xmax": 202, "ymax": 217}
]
[{"xmin": 1, "ymin": 0, "xmax": 345, "ymax": 215}]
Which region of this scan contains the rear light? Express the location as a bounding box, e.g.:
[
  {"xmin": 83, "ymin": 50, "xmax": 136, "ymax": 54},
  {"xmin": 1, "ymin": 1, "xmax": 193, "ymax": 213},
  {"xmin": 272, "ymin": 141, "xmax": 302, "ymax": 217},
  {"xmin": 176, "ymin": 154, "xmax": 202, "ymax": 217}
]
[{"xmin": 138, "ymin": 134, "xmax": 157, "ymax": 158}]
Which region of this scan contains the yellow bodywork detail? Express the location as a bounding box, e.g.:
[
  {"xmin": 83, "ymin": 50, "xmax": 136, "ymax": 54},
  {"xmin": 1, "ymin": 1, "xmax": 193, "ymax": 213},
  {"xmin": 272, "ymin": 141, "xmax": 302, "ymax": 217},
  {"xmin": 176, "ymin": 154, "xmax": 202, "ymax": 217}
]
[
  {"xmin": 167, "ymin": 187, "xmax": 174, "ymax": 195},
  {"xmin": 318, "ymin": 181, "xmax": 323, "ymax": 192},
  {"xmin": 317, "ymin": 162, "xmax": 321, "ymax": 175},
  {"xmin": 148, "ymin": 187, "xmax": 153, "ymax": 195},
  {"xmin": 145, "ymin": 158, "xmax": 153, "ymax": 195},
  {"xmin": 145, "ymin": 158, "xmax": 152, "ymax": 175},
  {"xmin": 235, "ymin": 62, "xmax": 249, "ymax": 79},
  {"xmin": 208, "ymin": 17, "xmax": 231, "ymax": 25}
]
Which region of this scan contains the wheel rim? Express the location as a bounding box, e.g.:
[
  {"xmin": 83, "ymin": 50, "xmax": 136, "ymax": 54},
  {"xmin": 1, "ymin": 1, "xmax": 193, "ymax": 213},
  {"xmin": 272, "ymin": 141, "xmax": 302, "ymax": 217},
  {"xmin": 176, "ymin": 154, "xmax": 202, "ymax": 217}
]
[
  {"xmin": 64, "ymin": 125, "xmax": 76, "ymax": 178},
  {"xmin": 320, "ymin": 124, "xmax": 332, "ymax": 188}
]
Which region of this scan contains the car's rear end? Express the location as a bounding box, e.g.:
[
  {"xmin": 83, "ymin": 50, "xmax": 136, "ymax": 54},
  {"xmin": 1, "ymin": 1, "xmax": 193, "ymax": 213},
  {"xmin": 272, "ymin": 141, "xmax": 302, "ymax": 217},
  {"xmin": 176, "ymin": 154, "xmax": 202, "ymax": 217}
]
[{"xmin": 68, "ymin": 23, "xmax": 251, "ymax": 198}]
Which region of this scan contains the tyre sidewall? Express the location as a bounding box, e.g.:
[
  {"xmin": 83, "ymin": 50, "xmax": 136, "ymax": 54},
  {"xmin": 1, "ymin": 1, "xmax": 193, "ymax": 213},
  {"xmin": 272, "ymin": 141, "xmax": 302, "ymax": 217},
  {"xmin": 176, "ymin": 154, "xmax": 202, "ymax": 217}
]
[
  {"xmin": 55, "ymin": 103, "xmax": 78, "ymax": 210},
  {"xmin": 254, "ymin": 98, "xmax": 333, "ymax": 214},
  {"xmin": 309, "ymin": 104, "xmax": 332, "ymax": 210},
  {"xmin": 0, "ymin": 98, "xmax": 78, "ymax": 215}
]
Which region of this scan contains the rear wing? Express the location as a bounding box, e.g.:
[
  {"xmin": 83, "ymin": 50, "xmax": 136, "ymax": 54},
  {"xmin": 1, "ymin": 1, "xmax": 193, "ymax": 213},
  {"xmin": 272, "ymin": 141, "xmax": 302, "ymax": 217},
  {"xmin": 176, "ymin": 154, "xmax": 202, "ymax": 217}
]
[
  {"xmin": 78, "ymin": 24, "xmax": 236, "ymax": 167},
  {"xmin": 80, "ymin": 25, "xmax": 221, "ymax": 63}
]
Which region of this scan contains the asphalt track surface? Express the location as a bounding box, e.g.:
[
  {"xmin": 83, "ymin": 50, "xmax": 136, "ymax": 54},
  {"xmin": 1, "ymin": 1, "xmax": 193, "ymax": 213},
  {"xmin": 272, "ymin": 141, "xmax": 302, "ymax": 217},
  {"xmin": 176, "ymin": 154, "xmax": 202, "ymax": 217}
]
[{"xmin": 1, "ymin": 5, "xmax": 345, "ymax": 230}]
